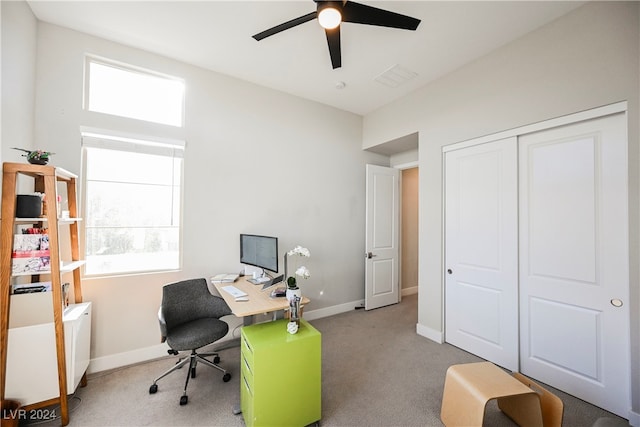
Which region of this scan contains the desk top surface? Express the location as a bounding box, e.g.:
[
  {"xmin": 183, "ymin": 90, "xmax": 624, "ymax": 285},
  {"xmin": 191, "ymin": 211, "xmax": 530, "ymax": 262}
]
[{"xmin": 213, "ymin": 276, "xmax": 310, "ymax": 318}]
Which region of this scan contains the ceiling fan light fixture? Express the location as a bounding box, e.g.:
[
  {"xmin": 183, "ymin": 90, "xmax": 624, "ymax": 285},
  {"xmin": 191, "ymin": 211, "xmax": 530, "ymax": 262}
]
[
  {"xmin": 253, "ymin": 0, "xmax": 421, "ymax": 69},
  {"xmin": 318, "ymin": 7, "xmax": 341, "ymax": 29}
]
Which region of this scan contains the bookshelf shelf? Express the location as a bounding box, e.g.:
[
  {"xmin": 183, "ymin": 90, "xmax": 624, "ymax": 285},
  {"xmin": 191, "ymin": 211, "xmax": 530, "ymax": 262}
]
[
  {"xmin": 13, "ymin": 217, "xmax": 83, "ymax": 224},
  {"xmin": 10, "ymin": 261, "xmax": 86, "ymax": 278}
]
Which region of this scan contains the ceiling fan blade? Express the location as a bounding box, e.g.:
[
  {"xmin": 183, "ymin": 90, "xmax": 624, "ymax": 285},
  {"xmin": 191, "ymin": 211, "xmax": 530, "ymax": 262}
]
[
  {"xmin": 341, "ymin": 1, "xmax": 420, "ymax": 30},
  {"xmin": 325, "ymin": 27, "xmax": 341, "ymax": 69},
  {"xmin": 253, "ymin": 11, "xmax": 317, "ymax": 41}
]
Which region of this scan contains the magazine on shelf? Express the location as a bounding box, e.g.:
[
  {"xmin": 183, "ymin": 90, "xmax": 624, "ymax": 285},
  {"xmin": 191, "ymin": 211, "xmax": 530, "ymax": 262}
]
[
  {"xmin": 12, "ymin": 234, "xmax": 51, "ymax": 273},
  {"xmin": 11, "ymin": 281, "xmax": 52, "ymax": 294},
  {"xmin": 13, "ymin": 234, "xmax": 49, "ymax": 252}
]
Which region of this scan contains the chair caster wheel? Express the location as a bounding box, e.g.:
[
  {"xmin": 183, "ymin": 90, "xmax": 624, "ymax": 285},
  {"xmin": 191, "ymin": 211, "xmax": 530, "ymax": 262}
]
[
  {"xmin": 149, "ymin": 384, "xmax": 158, "ymax": 394},
  {"xmin": 213, "ymin": 356, "xmax": 220, "ymax": 363},
  {"xmin": 223, "ymin": 373, "xmax": 232, "ymax": 382},
  {"xmin": 180, "ymin": 395, "xmax": 188, "ymax": 406}
]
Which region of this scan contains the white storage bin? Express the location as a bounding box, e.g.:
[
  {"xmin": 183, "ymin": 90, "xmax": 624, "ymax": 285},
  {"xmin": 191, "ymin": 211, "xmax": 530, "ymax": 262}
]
[{"xmin": 5, "ymin": 301, "xmax": 91, "ymax": 406}]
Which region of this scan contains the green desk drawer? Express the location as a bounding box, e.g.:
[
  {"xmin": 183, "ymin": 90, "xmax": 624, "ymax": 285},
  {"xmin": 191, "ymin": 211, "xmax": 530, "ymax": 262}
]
[
  {"xmin": 241, "ymin": 350, "xmax": 254, "ymax": 392},
  {"xmin": 240, "ymin": 319, "xmax": 321, "ymax": 427},
  {"xmin": 241, "ymin": 331, "xmax": 255, "ymax": 367},
  {"xmin": 241, "ymin": 362, "xmax": 254, "ymax": 426}
]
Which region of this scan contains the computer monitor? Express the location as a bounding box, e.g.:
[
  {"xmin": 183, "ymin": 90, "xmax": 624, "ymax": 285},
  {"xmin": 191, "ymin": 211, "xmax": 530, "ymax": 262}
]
[{"xmin": 240, "ymin": 234, "xmax": 278, "ymax": 273}]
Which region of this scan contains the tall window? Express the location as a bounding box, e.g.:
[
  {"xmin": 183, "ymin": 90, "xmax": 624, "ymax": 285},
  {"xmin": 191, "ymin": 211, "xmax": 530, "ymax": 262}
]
[
  {"xmin": 82, "ymin": 133, "xmax": 183, "ymax": 276},
  {"xmin": 82, "ymin": 57, "xmax": 185, "ymax": 276}
]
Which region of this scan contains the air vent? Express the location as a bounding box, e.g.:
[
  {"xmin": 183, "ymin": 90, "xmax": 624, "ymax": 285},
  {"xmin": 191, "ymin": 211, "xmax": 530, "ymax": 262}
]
[{"xmin": 374, "ymin": 64, "xmax": 418, "ymax": 88}]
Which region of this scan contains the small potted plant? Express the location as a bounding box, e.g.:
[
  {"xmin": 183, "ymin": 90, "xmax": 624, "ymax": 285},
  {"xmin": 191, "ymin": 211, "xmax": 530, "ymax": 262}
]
[{"xmin": 12, "ymin": 148, "xmax": 54, "ymax": 165}]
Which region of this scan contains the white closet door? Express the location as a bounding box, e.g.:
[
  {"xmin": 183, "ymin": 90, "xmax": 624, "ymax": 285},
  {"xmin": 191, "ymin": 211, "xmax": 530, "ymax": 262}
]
[
  {"xmin": 519, "ymin": 112, "xmax": 630, "ymax": 417},
  {"xmin": 444, "ymin": 137, "xmax": 518, "ymax": 370}
]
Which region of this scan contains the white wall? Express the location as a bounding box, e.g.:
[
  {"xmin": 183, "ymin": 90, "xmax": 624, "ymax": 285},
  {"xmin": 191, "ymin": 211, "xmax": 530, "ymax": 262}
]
[
  {"xmin": 0, "ymin": 0, "xmax": 2, "ymax": 166},
  {"xmin": 2, "ymin": 3, "xmax": 389, "ymax": 371},
  {"xmin": 363, "ymin": 1, "xmax": 640, "ymax": 422},
  {"xmin": 1, "ymin": 1, "xmax": 36, "ymax": 161}
]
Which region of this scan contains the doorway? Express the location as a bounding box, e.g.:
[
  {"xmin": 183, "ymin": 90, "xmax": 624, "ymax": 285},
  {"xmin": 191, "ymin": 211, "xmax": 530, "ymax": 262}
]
[
  {"xmin": 363, "ymin": 130, "xmax": 420, "ymax": 309},
  {"xmin": 401, "ymin": 167, "xmax": 419, "ymax": 297}
]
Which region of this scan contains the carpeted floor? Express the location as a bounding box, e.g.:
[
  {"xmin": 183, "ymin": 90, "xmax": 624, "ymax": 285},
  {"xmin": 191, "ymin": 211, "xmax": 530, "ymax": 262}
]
[{"xmin": 30, "ymin": 294, "xmax": 629, "ymax": 426}]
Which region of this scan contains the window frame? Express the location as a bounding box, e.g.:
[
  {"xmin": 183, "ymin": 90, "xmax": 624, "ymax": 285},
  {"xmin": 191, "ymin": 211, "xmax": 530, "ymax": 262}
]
[{"xmin": 80, "ymin": 130, "xmax": 185, "ymax": 278}]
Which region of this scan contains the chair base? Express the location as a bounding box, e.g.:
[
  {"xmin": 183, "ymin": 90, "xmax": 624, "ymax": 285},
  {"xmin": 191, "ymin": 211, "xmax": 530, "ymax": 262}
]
[{"xmin": 149, "ymin": 349, "xmax": 231, "ymax": 405}]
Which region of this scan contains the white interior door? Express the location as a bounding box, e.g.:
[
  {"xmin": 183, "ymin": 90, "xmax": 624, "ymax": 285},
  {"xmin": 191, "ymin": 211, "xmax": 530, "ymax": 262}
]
[
  {"xmin": 444, "ymin": 137, "xmax": 519, "ymax": 370},
  {"xmin": 365, "ymin": 164, "xmax": 400, "ymax": 310},
  {"xmin": 519, "ymin": 112, "xmax": 630, "ymax": 417}
]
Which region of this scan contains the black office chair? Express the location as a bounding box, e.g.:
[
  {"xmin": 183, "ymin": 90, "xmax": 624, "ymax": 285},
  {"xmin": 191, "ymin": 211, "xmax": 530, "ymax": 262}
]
[{"xmin": 148, "ymin": 278, "xmax": 232, "ymax": 405}]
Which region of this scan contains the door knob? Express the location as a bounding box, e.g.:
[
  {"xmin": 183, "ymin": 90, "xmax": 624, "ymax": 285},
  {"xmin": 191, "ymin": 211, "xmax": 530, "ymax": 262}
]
[
  {"xmin": 366, "ymin": 252, "xmax": 377, "ymax": 259},
  {"xmin": 611, "ymin": 299, "xmax": 623, "ymax": 307},
  {"xmin": 447, "ymin": 269, "xmax": 453, "ymax": 274}
]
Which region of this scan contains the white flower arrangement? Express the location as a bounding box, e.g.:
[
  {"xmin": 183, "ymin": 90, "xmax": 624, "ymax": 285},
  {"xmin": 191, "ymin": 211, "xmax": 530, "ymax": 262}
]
[
  {"xmin": 287, "ymin": 245, "xmax": 310, "ymax": 257},
  {"xmin": 285, "ymin": 245, "xmax": 311, "ymax": 289},
  {"xmin": 295, "ymin": 265, "xmax": 310, "ymax": 279}
]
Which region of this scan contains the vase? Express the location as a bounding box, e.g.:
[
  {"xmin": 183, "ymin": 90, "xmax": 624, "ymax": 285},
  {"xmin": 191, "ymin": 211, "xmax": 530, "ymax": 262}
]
[
  {"xmin": 286, "ymin": 287, "xmax": 301, "ymax": 301},
  {"xmin": 286, "ymin": 287, "xmax": 302, "ymax": 330}
]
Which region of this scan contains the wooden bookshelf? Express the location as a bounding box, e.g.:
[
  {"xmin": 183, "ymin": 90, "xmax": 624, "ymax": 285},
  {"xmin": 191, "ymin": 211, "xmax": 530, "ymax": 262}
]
[{"xmin": 0, "ymin": 162, "xmax": 86, "ymax": 426}]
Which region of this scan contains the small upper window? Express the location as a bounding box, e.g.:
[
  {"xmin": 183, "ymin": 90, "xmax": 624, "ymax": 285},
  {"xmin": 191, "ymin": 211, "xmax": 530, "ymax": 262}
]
[{"xmin": 85, "ymin": 58, "xmax": 185, "ymax": 127}]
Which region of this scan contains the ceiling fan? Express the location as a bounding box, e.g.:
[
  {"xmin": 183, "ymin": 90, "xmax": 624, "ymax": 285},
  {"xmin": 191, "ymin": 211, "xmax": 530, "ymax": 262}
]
[{"xmin": 252, "ymin": 1, "xmax": 421, "ymax": 69}]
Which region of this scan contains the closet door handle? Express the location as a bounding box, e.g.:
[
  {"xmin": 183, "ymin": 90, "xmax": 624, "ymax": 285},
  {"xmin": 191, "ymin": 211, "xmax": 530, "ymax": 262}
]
[
  {"xmin": 366, "ymin": 252, "xmax": 377, "ymax": 259},
  {"xmin": 447, "ymin": 269, "xmax": 453, "ymax": 274}
]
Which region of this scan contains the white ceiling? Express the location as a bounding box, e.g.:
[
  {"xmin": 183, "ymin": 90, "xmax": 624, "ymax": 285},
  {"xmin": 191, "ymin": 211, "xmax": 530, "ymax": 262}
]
[{"xmin": 26, "ymin": 1, "xmax": 585, "ymax": 116}]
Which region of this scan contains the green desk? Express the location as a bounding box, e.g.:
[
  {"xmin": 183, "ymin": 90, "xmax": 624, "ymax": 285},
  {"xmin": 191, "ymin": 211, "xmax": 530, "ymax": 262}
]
[{"xmin": 240, "ymin": 319, "xmax": 321, "ymax": 427}]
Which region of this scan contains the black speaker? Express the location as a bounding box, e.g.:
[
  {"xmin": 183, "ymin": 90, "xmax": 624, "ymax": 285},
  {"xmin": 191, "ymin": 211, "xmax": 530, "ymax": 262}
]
[{"xmin": 16, "ymin": 195, "xmax": 42, "ymax": 218}]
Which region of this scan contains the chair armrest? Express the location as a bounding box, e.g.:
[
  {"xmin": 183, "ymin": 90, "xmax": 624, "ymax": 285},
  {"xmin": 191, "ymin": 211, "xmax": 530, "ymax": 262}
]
[
  {"xmin": 158, "ymin": 306, "xmax": 167, "ymax": 343},
  {"xmin": 210, "ymin": 295, "xmax": 233, "ymax": 318}
]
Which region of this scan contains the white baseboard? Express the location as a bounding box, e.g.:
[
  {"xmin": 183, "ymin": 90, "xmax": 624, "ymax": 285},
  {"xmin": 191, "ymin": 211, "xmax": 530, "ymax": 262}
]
[
  {"xmin": 402, "ymin": 286, "xmax": 418, "ymax": 296},
  {"xmin": 87, "ymin": 299, "xmax": 364, "ymax": 374},
  {"xmin": 88, "ymin": 343, "xmax": 169, "ymax": 374},
  {"xmin": 303, "ymin": 299, "xmax": 364, "ymax": 320},
  {"xmin": 629, "ymin": 409, "xmax": 640, "ymax": 427},
  {"xmin": 416, "ymin": 323, "xmax": 443, "ymax": 344}
]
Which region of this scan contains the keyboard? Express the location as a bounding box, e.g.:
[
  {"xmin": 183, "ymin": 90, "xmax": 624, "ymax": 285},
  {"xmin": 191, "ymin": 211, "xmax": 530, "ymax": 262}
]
[{"xmin": 221, "ymin": 285, "xmax": 248, "ymax": 299}]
